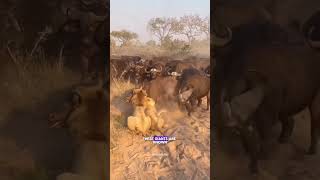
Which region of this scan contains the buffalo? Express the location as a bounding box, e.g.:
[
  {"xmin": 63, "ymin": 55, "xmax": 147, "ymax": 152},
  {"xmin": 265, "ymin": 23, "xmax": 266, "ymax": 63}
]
[
  {"xmin": 128, "ymin": 64, "xmax": 147, "ymax": 84},
  {"xmin": 110, "ymin": 58, "xmax": 133, "ymax": 79},
  {"xmin": 164, "ymin": 60, "xmax": 197, "ymax": 79},
  {"xmin": 121, "ymin": 55, "xmax": 142, "ymax": 63},
  {"xmin": 173, "ymin": 61, "xmax": 196, "ymax": 74},
  {"xmin": 213, "ymin": 21, "xmax": 320, "ymax": 173},
  {"xmin": 178, "ymin": 68, "xmax": 210, "ymax": 116},
  {"xmin": 184, "ymin": 57, "xmax": 210, "ymax": 72},
  {"xmin": 143, "ymin": 76, "xmax": 179, "ymax": 106},
  {"xmin": 110, "ymin": 56, "xmax": 148, "ymax": 84},
  {"xmin": 143, "ymin": 61, "xmax": 165, "ymax": 81},
  {"xmin": 164, "ymin": 60, "xmax": 181, "ymax": 75},
  {"xmin": 42, "ymin": 2, "xmax": 108, "ymax": 81}
]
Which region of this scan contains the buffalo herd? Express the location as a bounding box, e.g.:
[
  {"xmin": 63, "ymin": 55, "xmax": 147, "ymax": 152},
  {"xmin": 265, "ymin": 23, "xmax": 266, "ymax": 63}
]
[
  {"xmin": 213, "ymin": 7, "xmax": 320, "ymax": 174},
  {"xmin": 111, "ymin": 55, "xmax": 210, "ymax": 116}
]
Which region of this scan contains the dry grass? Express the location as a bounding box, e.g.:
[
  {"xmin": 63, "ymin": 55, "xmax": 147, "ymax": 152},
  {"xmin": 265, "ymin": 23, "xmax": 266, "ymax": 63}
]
[
  {"xmin": 190, "ymin": 40, "xmax": 210, "ymax": 57},
  {"xmin": 0, "ymin": 52, "xmax": 78, "ymax": 125},
  {"xmin": 110, "ymin": 79, "xmax": 135, "ymax": 100},
  {"xmin": 111, "ymin": 45, "xmax": 166, "ymax": 59},
  {"xmin": 110, "ymin": 79, "xmax": 136, "ymax": 150},
  {"xmin": 0, "ymin": 51, "xmax": 79, "ymax": 177},
  {"xmin": 111, "ymin": 40, "xmax": 210, "ymax": 59}
]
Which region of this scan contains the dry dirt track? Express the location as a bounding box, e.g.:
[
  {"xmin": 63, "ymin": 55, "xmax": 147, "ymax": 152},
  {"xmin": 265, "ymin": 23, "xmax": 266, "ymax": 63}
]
[
  {"xmin": 110, "ymin": 91, "xmax": 210, "ymax": 180},
  {"xmin": 214, "ymin": 109, "xmax": 320, "ymax": 180}
]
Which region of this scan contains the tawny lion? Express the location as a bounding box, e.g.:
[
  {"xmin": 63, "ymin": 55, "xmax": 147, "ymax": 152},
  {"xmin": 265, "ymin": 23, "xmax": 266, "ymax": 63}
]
[
  {"xmin": 127, "ymin": 106, "xmax": 152, "ymax": 135},
  {"xmin": 127, "ymin": 87, "xmax": 165, "ymax": 134},
  {"xmin": 144, "ymin": 95, "xmax": 165, "ymax": 131},
  {"xmin": 49, "ymin": 82, "xmax": 107, "ymax": 180}
]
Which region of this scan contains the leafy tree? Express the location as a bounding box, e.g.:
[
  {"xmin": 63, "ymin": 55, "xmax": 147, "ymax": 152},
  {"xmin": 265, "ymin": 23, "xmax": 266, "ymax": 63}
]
[
  {"xmin": 161, "ymin": 37, "xmax": 191, "ymax": 56},
  {"xmin": 179, "ymin": 14, "xmax": 204, "ymax": 43},
  {"xmin": 110, "ymin": 30, "xmax": 138, "ymax": 47},
  {"xmin": 161, "ymin": 36, "xmax": 175, "ymax": 49},
  {"xmin": 147, "ymin": 17, "xmax": 182, "ymax": 45}
]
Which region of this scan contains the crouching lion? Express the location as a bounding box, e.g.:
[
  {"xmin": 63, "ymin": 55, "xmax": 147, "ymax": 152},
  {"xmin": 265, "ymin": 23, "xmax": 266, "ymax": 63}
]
[
  {"xmin": 144, "ymin": 96, "xmax": 165, "ymax": 131},
  {"xmin": 127, "ymin": 106, "xmax": 152, "ymax": 135},
  {"xmin": 127, "ymin": 87, "xmax": 165, "ymax": 134},
  {"xmin": 49, "ymin": 82, "xmax": 107, "ymax": 180}
]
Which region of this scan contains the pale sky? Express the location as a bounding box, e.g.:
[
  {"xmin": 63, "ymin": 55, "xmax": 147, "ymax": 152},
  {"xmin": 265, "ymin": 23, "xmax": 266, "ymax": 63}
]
[{"xmin": 110, "ymin": 0, "xmax": 210, "ymax": 42}]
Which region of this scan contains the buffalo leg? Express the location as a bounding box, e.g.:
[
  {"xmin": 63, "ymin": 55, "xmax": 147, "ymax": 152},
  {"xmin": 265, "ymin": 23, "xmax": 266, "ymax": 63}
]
[
  {"xmin": 278, "ymin": 117, "xmax": 295, "ymax": 144},
  {"xmin": 255, "ymin": 106, "xmax": 274, "ymax": 160},
  {"xmin": 239, "ymin": 125, "xmax": 260, "ymax": 174},
  {"xmin": 185, "ymin": 102, "xmax": 192, "ymax": 116},
  {"xmin": 197, "ymin": 98, "xmax": 202, "ymax": 107},
  {"xmin": 186, "ymin": 97, "xmax": 197, "ymax": 116},
  {"xmin": 240, "ymin": 131, "xmax": 250, "ymax": 154},
  {"xmin": 178, "ymin": 100, "xmax": 185, "ymax": 111},
  {"xmin": 81, "ymin": 56, "xmax": 89, "ymax": 80},
  {"xmin": 309, "ymin": 90, "xmax": 320, "ymax": 154}
]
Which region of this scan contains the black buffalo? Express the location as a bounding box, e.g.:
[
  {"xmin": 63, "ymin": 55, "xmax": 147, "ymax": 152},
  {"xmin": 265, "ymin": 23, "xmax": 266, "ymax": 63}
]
[
  {"xmin": 178, "ymin": 68, "xmax": 210, "ymax": 116},
  {"xmin": 143, "ymin": 61, "xmax": 165, "ymax": 81},
  {"xmin": 213, "ymin": 21, "xmax": 320, "ymax": 173},
  {"xmin": 164, "ymin": 61, "xmax": 196, "ymax": 78},
  {"xmin": 42, "ymin": 4, "xmax": 108, "ymax": 81},
  {"xmin": 143, "ymin": 76, "xmax": 179, "ymax": 106},
  {"xmin": 110, "ymin": 58, "xmax": 133, "ymax": 79}
]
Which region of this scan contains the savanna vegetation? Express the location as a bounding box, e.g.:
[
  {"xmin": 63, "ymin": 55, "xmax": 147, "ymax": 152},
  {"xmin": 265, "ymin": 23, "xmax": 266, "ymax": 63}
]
[{"xmin": 111, "ymin": 14, "xmax": 210, "ymax": 58}]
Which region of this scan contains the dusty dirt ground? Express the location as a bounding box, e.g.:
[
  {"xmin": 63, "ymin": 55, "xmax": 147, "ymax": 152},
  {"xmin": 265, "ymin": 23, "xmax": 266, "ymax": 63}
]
[
  {"xmin": 110, "ymin": 81, "xmax": 210, "ymax": 180},
  {"xmin": 214, "ymin": 109, "xmax": 320, "ymax": 180}
]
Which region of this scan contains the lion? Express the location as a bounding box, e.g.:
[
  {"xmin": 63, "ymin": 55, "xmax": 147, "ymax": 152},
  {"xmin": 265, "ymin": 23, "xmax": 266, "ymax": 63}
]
[
  {"xmin": 127, "ymin": 106, "xmax": 152, "ymax": 135},
  {"xmin": 144, "ymin": 96, "xmax": 165, "ymax": 131},
  {"xmin": 127, "ymin": 87, "xmax": 165, "ymax": 134},
  {"xmin": 49, "ymin": 82, "xmax": 107, "ymax": 180}
]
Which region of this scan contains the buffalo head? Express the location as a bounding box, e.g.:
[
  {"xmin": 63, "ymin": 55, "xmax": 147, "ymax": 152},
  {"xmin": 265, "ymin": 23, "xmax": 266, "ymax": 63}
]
[
  {"xmin": 145, "ymin": 65, "xmax": 163, "ymax": 80},
  {"xmin": 60, "ymin": 6, "xmax": 106, "ymax": 34}
]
